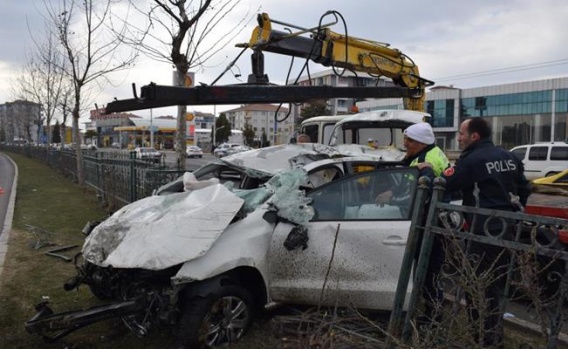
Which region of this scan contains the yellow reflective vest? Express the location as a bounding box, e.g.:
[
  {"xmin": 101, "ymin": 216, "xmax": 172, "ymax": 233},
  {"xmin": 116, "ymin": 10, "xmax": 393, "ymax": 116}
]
[{"xmin": 409, "ymin": 145, "xmax": 450, "ymax": 177}]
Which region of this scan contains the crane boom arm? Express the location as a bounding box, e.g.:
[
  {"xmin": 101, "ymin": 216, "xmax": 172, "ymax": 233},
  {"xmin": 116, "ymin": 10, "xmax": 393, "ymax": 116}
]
[{"xmin": 241, "ymin": 13, "xmax": 431, "ymax": 111}]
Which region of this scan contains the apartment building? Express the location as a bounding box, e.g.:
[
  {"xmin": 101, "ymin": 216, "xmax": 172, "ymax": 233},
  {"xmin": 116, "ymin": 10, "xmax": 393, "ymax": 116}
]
[{"xmin": 222, "ymin": 104, "xmax": 291, "ymax": 145}]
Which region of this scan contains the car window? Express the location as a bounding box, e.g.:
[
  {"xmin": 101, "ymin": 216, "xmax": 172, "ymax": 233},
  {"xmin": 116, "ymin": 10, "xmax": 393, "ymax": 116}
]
[
  {"xmin": 511, "ymin": 147, "xmax": 526, "ymax": 160},
  {"xmin": 308, "ymin": 168, "xmax": 419, "ymax": 221},
  {"xmin": 528, "ymin": 146, "xmax": 548, "ymax": 161},
  {"xmin": 155, "ymin": 163, "xmax": 245, "ymax": 195},
  {"xmin": 195, "ymin": 163, "xmax": 243, "ymax": 187},
  {"xmin": 550, "ymin": 146, "xmax": 568, "ymax": 161},
  {"xmin": 306, "ymin": 165, "xmax": 343, "ymax": 188}
]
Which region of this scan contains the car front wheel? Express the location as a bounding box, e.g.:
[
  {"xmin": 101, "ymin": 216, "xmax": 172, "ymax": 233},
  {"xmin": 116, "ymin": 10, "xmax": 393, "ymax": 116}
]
[{"xmin": 176, "ymin": 285, "xmax": 254, "ymax": 348}]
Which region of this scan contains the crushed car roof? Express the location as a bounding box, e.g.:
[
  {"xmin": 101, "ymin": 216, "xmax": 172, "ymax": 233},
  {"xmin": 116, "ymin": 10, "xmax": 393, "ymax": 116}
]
[
  {"xmin": 218, "ymin": 143, "xmax": 395, "ymax": 175},
  {"xmin": 333, "ymin": 109, "xmax": 430, "ymax": 128}
]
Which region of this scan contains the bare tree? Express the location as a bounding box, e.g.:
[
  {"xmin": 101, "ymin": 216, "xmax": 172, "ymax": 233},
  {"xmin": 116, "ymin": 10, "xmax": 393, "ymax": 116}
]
[
  {"xmin": 124, "ymin": 0, "xmax": 256, "ymax": 168},
  {"xmin": 44, "ymin": 0, "xmax": 139, "ymax": 185},
  {"xmin": 14, "ymin": 31, "xmax": 66, "ymax": 156},
  {"xmin": 58, "ymin": 82, "xmax": 75, "ymax": 144}
]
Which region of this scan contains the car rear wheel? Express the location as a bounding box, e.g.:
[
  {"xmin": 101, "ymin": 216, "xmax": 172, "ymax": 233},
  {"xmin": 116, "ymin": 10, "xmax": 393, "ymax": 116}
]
[{"xmin": 176, "ymin": 285, "xmax": 254, "ymax": 348}]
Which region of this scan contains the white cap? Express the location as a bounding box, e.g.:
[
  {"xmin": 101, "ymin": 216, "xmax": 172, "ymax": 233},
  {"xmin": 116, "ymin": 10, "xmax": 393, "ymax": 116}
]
[
  {"xmin": 404, "ymin": 123, "xmax": 435, "ymax": 145},
  {"xmin": 368, "ymin": 138, "xmax": 374, "ymax": 142}
]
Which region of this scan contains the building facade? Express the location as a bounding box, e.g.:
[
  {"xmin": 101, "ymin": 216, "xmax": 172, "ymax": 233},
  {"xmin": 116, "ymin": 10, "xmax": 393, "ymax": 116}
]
[
  {"xmin": 0, "ymin": 100, "xmax": 42, "ymax": 144},
  {"xmin": 357, "ymin": 77, "xmax": 568, "ymax": 150},
  {"xmin": 222, "ymin": 104, "xmax": 291, "ymax": 145},
  {"xmin": 290, "ymin": 69, "xmax": 394, "ymax": 117},
  {"xmin": 89, "ymin": 108, "xmax": 215, "ymax": 149}
]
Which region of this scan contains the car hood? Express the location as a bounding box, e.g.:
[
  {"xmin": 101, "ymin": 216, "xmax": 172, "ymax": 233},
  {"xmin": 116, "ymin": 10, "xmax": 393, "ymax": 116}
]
[{"xmin": 83, "ymin": 184, "xmax": 245, "ymax": 270}]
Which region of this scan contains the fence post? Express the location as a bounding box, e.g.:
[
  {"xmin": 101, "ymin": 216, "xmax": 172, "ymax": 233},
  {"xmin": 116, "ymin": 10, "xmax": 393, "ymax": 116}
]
[
  {"xmin": 95, "ymin": 152, "xmax": 105, "ymax": 207},
  {"xmin": 129, "ymin": 151, "xmax": 136, "ymax": 202},
  {"xmin": 387, "ymin": 175, "xmax": 431, "ymax": 346},
  {"xmin": 401, "ymin": 177, "xmax": 446, "ymax": 341}
]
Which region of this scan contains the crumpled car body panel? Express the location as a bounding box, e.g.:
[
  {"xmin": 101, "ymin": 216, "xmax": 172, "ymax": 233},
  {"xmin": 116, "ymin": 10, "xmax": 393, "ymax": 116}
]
[
  {"xmin": 83, "ymin": 184, "xmax": 244, "ymax": 270},
  {"xmin": 268, "ymin": 219, "xmax": 412, "ymax": 310},
  {"xmin": 172, "ymin": 207, "xmax": 276, "ymax": 285}
]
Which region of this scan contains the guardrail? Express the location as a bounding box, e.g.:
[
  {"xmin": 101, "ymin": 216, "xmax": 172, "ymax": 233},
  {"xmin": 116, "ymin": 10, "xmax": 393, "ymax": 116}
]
[{"xmin": 1, "ymin": 145, "xmax": 186, "ymax": 210}]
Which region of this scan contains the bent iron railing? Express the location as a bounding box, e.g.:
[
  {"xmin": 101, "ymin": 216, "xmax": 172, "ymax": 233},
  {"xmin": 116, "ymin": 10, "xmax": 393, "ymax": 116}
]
[{"xmin": 389, "ymin": 176, "xmax": 568, "ymax": 348}]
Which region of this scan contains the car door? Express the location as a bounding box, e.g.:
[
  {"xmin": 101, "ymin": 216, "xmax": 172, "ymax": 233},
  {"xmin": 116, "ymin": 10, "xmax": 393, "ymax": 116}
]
[{"xmin": 268, "ymin": 167, "xmax": 419, "ymax": 310}]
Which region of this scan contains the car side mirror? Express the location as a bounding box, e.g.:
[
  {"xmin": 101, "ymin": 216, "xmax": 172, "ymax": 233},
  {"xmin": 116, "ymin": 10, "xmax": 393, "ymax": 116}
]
[{"xmin": 283, "ymin": 225, "xmax": 309, "ymax": 251}]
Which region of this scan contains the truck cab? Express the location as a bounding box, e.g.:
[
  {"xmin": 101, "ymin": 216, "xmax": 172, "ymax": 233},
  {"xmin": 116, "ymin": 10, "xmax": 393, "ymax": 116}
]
[{"xmin": 329, "ymin": 109, "xmax": 430, "ymax": 148}]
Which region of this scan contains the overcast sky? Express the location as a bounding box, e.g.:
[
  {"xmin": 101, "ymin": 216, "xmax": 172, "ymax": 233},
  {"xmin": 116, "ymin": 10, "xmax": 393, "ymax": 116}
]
[{"xmin": 1, "ymin": 0, "xmax": 568, "ymax": 121}]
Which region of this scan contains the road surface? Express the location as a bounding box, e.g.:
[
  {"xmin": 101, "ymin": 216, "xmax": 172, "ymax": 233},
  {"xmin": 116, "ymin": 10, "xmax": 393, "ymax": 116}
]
[
  {"xmin": 0, "ymin": 152, "xmax": 16, "ymax": 279},
  {"xmin": 0, "ymin": 152, "xmax": 15, "ymax": 237}
]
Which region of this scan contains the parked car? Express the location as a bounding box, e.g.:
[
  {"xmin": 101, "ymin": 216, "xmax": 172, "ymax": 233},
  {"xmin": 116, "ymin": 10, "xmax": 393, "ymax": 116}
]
[
  {"xmin": 80, "ymin": 144, "xmax": 97, "ymax": 150},
  {"xmin": 186, "ymin": 145, "xmax": 203, "ymax": 158},
  {"xmin": 511, "ymin": 142, "xmax": 568, "ymax": 180},
  {"xmin": 225, "ymin": 145, "xmax": 251, "ymax": 156},
  {"xmin": 532, "ymin": 169, "xmax": 568, "ymax": 187},
  {"xmin": 133, "ymin": 147, "xmax": 162, "ymax": 163},
  {"xmin": 57, "ymin": 143, "xmax": 73, "ymax": 151},
  {"xmin": 27, "ymin": 143, "xmax": 420, "ymax": 347},
  {"xmin": 213, "ymin": 143, "xmax": 241, "ymax": 157}
]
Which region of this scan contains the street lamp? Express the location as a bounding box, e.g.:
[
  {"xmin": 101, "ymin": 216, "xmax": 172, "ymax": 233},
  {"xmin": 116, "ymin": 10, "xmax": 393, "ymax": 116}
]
[{"xmin": 214, "ymin": 125, "xmax": 226, "ymax": 148}]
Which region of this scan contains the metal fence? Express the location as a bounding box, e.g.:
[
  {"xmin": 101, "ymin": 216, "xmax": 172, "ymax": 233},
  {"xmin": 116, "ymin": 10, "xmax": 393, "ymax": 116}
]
[
  {"xmin": 1, "ymin": 145, "xmax": 186, "ymax": 209},
  {"xmin": 388, "ymin": 177, "xmax": 568, "ymax": 348}
]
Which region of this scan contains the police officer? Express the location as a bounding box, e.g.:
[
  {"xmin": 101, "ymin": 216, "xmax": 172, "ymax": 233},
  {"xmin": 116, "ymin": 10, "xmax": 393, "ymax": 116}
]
[{"xmin": 441, "ymin": 117, "xmax": 531, "ymax": 347}]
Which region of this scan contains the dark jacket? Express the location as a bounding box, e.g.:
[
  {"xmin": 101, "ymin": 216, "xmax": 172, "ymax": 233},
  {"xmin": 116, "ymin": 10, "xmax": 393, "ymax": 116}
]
[{"xmin": 442, "ymin": 138, "xmax": 531, "ymax": 214}]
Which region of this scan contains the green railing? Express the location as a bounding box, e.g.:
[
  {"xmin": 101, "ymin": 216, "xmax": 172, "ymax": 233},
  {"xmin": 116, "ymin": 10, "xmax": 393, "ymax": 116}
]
[
  {"xmin": 389, "ymin": 177, "xmax": 568, "ymax": 348},
  {"xmin": 1, "ymin": 145, "xmax": 186, "ymax": 210}
]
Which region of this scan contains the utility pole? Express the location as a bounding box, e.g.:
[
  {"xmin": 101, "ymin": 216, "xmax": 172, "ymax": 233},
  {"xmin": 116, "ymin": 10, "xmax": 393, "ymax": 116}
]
[
  {"xmin": 212, "ymin": 105, "xmax": 217, "ymax": 151},
  {"xmin": 150, "ymin": 108, "xmax": 154, "ymax": 149}
]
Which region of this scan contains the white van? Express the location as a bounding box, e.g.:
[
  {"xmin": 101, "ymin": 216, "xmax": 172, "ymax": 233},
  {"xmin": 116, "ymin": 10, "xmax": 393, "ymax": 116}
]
[{"xmin": 510, "ymin": 142, "xmax": 568, "ymax": 180}]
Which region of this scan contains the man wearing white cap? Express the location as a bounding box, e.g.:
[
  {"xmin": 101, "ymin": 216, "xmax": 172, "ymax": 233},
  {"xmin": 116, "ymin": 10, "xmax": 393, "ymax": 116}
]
[
  {"xmin": 376, "ymin": 122, "xmax": 449, "ymax": 204},
  {"xmin": 401, "ymin": 122, "xmax": 449, "ymax": 176}
]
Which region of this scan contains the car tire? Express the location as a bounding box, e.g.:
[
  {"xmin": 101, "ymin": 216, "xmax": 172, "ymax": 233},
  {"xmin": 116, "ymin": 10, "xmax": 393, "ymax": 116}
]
[
  {"xmin": 176, "ymin": 285, "xmax": 254, "ymax": 348},
  {"xmin": 545, "ymin": 171, "xmax": 559, "ymax": 177}
]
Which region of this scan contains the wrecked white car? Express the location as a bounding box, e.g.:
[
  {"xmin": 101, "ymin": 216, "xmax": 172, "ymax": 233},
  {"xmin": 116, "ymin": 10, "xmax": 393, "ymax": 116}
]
[{"xmin": 26, "ymin": 143, "xmax": 420, "ymax": 348}]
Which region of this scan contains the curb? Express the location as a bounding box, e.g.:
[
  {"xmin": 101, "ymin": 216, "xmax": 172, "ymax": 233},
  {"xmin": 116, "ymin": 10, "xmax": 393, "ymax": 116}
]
[
  {"xmin": 505, "ymin": 314, "xmax": 568, "ymax": 345},
  {"xmin": 0, "ymin": 154, "xmax": 18, "ymax": 280},
  {"xmin": 445, "ymin": 294, "xmax": 568, "ymax": 345}
]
